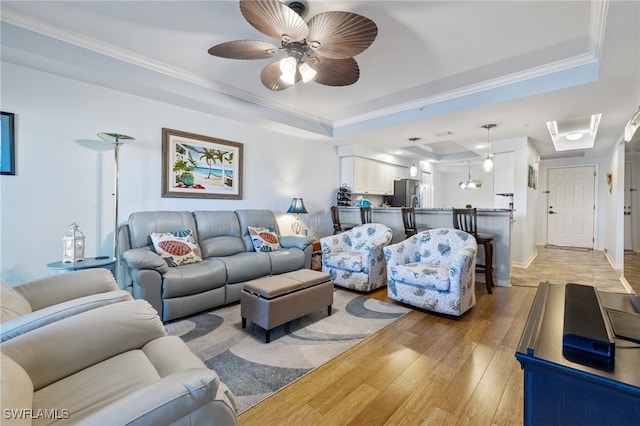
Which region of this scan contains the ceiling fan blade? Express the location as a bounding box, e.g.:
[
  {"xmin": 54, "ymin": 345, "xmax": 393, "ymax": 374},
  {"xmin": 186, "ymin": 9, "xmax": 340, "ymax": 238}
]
[
  {"xmin": 260, "ymin": 61, "xmax": 300, "ymax": 91},
  {"xmin": 307, "ymin": 11, "xmax": 378, "ymax": 59},
  {"xmin": 312, "ymin": 57, "xmax": 360, "ymax": 86},
  {"xmin": 240, "ymin": 0, "xmax": 308, "ymax": 42},
  {"xmin": 208, "ymin": 40, "xmax": 279, "ymax": 59}
]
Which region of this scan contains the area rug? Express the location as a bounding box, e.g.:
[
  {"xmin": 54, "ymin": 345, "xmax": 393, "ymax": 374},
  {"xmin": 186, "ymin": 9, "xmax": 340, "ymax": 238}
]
[{"xmin": 164, "ymin": 289, "xmax": 409, "ymax": 413}]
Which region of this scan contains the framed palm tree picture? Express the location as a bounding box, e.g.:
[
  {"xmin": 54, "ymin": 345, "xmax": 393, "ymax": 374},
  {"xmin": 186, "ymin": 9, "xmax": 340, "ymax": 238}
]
[
  {"xmin": 162, "ymin": 128, "xmax": 243, "ymax": 199},
  {"xmin": 1, "ymin": 112, "xmax": 15, "ymax": 175}
]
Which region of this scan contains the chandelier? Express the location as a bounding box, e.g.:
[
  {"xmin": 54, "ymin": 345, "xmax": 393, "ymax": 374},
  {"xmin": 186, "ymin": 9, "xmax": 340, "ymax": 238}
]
[{"xmin": 459, "ymin": 161, "xmax": 482, "ymax": 189}]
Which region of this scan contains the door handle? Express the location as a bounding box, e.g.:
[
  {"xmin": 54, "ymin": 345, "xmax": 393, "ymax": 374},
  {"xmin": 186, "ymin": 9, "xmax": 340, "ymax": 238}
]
[{"xmin": 548, "ymin": 211, "xmax": 555, "ymax": 214}]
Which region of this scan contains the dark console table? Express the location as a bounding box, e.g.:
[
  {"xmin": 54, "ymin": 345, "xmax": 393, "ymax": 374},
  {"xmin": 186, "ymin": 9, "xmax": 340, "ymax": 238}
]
[{"xmin": 515, "ymin": 282, "xmax": 640, "ymax": 425}]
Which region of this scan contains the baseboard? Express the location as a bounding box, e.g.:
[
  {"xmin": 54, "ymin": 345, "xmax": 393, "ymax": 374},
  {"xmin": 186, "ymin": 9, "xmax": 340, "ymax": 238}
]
[
  {"xmin": 619, "ymin": 276, "xmax": 636, "ymax": 295},
  {"xmin": 603, "ymin": 249, "xmax": 623, "ymax": 270},
  {"xmin": 512, "ymin": 249, "xmax": 539, "ymax": 269}
]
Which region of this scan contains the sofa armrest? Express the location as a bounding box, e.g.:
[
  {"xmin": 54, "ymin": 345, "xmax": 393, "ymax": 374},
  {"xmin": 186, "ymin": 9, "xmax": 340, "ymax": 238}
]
[
  {"xmin": 368, "ymin": 231, "xmax": 393, "ymax": 250},
  {"xmin": 279, "ymin": 235, "xmax": 313, "ymax": 250},
  {"xmin": 320, "ymin": 234, "xmax": 350, "ymax": 254},
  {"xmin": 77, "ymin": 369, "xmax": 237, "ymax": 426},
  {"xmin": 0, "ymin": 290, "xmax": 132, "ymax": 343},
  {"xmin": 447, "ymin": 246, "xmax": 477, "ymax": 295},
  {"xmin": 14, "ymin": 269, "xmax": 119, "ymax": 311},
  {"xmin": 1, "ymin": 300, "xmax": 166, "ymax": 390},
  {"xmin": 123, "ymin": 248, "xmax": 169, "ymax": 274}
]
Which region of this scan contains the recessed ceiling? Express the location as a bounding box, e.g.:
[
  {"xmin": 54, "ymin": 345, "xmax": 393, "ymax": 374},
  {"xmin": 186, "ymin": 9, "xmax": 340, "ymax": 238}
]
[
  {"xmin": 546, "ymin": 114, "xmax": 601, "ymax": 151},
  {"xmin": 1, "ymin": 0, "xmax": 638, "ymax": 163}
]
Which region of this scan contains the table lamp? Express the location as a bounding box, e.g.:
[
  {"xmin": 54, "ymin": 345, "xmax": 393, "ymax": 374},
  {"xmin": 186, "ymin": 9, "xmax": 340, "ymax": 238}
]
[{"xmin": 287, "ymin": 197, "xmax": 308, "ymax": 234}]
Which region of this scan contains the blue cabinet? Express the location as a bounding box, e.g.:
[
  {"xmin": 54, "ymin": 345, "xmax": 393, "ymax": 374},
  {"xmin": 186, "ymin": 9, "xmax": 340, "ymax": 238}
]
[{"xmin": 516, "ymin": 282, "xmax": 640, "ymax": 425}]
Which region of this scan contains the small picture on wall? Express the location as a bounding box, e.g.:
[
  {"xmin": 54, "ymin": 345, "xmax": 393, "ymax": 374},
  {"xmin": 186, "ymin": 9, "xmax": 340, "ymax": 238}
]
[
  {"xmin": 1, "ymin": 111, "xmax": 15, "ymax": 175},
  {"xmin": 162, "ymin": 128, "xmax": 243, "ymax": 199},
  {"xmin": 527, "ymin": 164, "xmax": 538, "ymax": 190}
]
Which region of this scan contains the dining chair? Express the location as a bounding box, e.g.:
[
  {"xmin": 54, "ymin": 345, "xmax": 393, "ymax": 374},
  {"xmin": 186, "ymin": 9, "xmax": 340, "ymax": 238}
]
[
  {"xmin": 330, "ymin": 206, "xmax": 356, "ymax": 235},
  {"xmin": 452, "ymin": 207, "xmax": 496, "ymax": 294},
  {"xmin": 401, "ymin": 207, "xmax": 428, "ymax": 239},
  {"xmin": 360, "ymin": 206, "xmax": 373, "ymax": 224}
]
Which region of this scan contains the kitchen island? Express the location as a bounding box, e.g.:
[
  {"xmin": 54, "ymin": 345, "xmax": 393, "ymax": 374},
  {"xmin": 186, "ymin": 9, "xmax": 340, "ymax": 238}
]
[{"xmin": 338, "ymin": 207, "xmax": 513, "ymax": 287}]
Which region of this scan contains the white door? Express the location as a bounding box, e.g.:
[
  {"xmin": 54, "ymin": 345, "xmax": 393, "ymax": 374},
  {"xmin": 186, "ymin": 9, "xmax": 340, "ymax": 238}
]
[
  {"xmin": 624, "ymin": 162, "xmax": 633, "ymax": 251},
  {"xmin": 547, "ymin": 166, "xmax": 596, "ymax": 248}
]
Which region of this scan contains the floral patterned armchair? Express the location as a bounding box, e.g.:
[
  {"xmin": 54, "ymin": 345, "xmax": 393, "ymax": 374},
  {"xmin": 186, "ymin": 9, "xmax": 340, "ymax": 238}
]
[
  {"xmin": 320, "ymin": 223, "xmax": 393, "ymax": 292},
  {"xmin": 384, "ymin": 228, "xmax": 477, "ymax": 316}
]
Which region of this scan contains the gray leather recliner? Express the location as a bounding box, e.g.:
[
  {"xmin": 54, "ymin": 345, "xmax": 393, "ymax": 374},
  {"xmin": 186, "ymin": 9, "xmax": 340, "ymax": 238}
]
[
  {"xmin": 0, "ymin": 299, "xmax": 238, "ymax": 425},
  {"xmin": 1, "ymin": 269, "xmax": 132, "ymax": 342}
]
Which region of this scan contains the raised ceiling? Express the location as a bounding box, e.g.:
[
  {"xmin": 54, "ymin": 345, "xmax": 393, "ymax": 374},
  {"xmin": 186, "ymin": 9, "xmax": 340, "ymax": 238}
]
[{"xmin": 1, "ymin": 0, "xmax": 639, "ymax": 163}]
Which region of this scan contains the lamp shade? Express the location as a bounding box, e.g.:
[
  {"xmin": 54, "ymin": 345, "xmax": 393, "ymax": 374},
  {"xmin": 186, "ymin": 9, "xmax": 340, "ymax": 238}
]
[{"xmin": 287, "ymin": 197, "xmax": 308, "ymax": 214}]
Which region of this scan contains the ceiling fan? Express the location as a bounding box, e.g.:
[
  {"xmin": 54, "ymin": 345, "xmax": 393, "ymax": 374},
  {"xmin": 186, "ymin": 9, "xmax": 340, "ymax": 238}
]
[{"xmin": 208, "ymin": 0, "xmax": 378, "ymax": 91}]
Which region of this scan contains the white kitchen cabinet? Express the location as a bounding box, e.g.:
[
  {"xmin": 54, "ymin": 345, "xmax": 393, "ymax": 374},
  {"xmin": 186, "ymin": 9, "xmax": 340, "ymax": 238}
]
[{"xmin": 341, "ymin": 157, "xmax": 406, "ymax": 195}]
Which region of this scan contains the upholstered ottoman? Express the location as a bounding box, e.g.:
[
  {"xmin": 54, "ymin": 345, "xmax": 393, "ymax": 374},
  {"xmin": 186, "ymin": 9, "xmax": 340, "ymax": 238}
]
[{"xmin": 240, "ymin": 269, "xmax": 334, "ymax": 343}]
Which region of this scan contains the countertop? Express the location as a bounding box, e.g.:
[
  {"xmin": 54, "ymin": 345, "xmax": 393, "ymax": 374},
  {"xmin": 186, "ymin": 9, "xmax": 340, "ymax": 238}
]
[{"xmin": 339, "ymin": 206, "xmax": 513, "ymax": 212}]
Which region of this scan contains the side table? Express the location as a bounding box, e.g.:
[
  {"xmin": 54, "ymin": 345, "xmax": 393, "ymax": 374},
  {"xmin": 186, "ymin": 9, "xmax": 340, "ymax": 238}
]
[
  {"xmin": 311, "ymin": 239, "xmax": 322, "ymax": 271},
  {"xmin": 47, "ymin": 256, "xmax": 116, "ymax": 276}
]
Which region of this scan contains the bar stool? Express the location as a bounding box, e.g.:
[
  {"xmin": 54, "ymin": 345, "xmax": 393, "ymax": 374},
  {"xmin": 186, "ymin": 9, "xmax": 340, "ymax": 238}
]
[
  {"xmin": 401, "ymin": 207, "xmax": 429, "ymax": 239},
  {"xmin": 452, "ymin": 207, "xmax": 495, "ymax": 294},
  {"xmin": 330, "ymin": 206, "xmax": 356, "ymax": 235},
  {"xmin": 360, "ymin": 206, "xmax": 373, "ymax": 224}
]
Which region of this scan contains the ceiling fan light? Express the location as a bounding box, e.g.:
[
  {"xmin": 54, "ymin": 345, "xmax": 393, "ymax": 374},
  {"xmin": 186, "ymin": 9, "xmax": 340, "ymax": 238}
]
[
  {"xmin": 299, "ymin": 62, "xmax": 316, "ymax": 83},
  {"xmin": 483, "ymin": 157, "xmax": 494, "ymax": 172},
  {"xmin": 279, "ymin": 57, "xmax": 297, "ymax": 74},
  {"xmin": 280, "ymin": 71, "xmax": 296, "ymax": 85},
  {"xmin": 459, "ymin": 181, "xmax": 468, "ymax": 189}
]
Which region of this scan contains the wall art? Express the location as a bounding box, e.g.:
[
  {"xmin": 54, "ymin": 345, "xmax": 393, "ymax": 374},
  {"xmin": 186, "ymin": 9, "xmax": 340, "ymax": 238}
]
[
  {"xmin": 1, "ymin": 112, "xmax": 15, "ymax": 175},
  {"xmin": 162, "ymin": 128, "xmax": 243, "ymax": 199}
]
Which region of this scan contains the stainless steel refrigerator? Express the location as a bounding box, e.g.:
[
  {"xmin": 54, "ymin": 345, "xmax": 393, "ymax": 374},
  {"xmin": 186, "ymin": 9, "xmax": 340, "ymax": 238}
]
[{"xmin": 392, "ymin": 179, "xmax": 421, "ymax": 207}]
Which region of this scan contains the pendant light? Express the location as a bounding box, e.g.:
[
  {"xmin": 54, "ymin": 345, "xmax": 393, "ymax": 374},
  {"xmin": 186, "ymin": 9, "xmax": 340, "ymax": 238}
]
[
  {"xmin": 409, "ymin": 137, "xmax": 419, "ymax": 177},
  {"xmin": 482, "ymin": 124, "xmax": 496, "ymax": 172},
  {"xmin": 459, "ymin": 161, "xmax": 482, "ymax": 189}
]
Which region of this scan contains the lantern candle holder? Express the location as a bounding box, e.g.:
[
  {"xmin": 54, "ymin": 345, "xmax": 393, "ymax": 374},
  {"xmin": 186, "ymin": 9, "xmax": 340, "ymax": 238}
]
[{"xmin": 62, "ymin": 222, "xmax": 85, "ymax": 263}]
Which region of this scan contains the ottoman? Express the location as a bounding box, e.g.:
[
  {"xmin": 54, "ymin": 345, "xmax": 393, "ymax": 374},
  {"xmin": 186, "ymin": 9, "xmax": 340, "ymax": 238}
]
[{"xmin": 240, "ymin": 269, "xmax": 334, "ymax": 343}]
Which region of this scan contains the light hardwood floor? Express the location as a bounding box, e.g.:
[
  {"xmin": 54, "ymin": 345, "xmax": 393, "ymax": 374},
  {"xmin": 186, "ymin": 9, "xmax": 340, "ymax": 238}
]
[{"xmin": 238, "ymin": 247, "xmax": 634, "ymax": 426}]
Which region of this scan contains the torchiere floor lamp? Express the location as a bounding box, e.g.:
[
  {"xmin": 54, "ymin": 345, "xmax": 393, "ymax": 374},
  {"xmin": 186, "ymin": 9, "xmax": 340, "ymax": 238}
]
[{"xmin": 97, "ymin": 132, "xmax": 135, "ymax": 271}]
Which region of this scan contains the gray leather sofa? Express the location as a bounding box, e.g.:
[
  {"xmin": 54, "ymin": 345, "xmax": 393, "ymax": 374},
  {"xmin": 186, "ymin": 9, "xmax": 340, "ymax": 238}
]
[
  {"xmin": 120, "ymin": 209, "xmax": 313, "ymax": 322},
  {"xmin": 1, "ymin": 269, "xmax": 132, "ymax": 342},
  {"xmin": 0, "ymin": 299, "xmax": 238, "ymax": 425}
]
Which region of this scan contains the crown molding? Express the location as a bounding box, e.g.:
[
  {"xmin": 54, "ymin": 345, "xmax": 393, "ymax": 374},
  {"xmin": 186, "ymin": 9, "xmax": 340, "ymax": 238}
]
[{"xmin": 0, "ymin": 7, "xmax": 332, "ymax": 130}]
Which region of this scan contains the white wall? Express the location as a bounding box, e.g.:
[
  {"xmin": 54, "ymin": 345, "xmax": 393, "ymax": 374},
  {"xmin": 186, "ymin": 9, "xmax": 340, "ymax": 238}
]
[
  {"xmin": 0, "ymin": 62, "xmax": 340, "ymax": 284},
  {"xmin": 432, "ymin": 164, "xmax": 496, "ymax": 209},
  {"xmin": 604, "ymin": 141, "xmax": 625, "ymax": 269}
]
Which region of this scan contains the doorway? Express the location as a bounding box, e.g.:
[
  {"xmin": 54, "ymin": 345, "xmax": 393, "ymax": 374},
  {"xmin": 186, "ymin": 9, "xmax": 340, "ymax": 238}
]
[
  {"xmin": 546, "ymin": 166, "xmax": 596, "ymax": 249},
  {"xmin": 421, "ymin": 170, "xmax": 432, "ymax": 208},
  {"xmin": 624, "ymin": 162, "xmax": 634, "ymax": 251}
]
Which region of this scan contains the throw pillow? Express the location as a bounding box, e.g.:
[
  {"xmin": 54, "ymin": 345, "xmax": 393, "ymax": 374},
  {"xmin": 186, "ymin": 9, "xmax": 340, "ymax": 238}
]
[
  {"xmin": 248, "ymin": 226, "xmax": 282, "ymax": 252},
  {"xmin": 150, "ymin": 229, "xmax": 202, "ymax": 267}
]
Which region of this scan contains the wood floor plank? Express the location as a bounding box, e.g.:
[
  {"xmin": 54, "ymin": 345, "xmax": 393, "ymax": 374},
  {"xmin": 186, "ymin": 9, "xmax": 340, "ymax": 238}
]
[{"xmin": 237, "ymin": 250, "xmax": 627, "ymax": 425}]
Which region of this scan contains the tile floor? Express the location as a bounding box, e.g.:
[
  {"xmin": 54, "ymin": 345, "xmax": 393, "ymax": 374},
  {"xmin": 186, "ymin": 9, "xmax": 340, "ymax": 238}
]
[{"xmin": 510, "ymin": 245, "xmax": 631, "ymax": 293}]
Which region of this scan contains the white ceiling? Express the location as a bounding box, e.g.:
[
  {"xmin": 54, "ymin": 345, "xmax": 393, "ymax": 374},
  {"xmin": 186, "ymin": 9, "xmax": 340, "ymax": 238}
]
[{"xmin": 1, "ymin": 0, "xmax": 639, "ymax": 165}]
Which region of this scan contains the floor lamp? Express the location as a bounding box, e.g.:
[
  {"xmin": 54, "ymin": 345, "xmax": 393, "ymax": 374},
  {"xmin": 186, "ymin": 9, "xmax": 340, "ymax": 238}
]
[{"xmin": 97, "ymin": 132, "xmax": 135, "ymax": 266}]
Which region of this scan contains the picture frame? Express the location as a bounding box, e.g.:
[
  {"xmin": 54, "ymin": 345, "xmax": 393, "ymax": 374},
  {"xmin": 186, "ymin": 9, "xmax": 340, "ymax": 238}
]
[
  {"xmin": 1, "ymin": 111, "xmax": 15, "ymax": 175},
  {"xmin": 528, "ymin": 164, "xmax": 537, "ymax": 189},
  {"xmin": 162, "ymin": 128, "xmax": 243, "ymax": 199}
]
